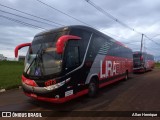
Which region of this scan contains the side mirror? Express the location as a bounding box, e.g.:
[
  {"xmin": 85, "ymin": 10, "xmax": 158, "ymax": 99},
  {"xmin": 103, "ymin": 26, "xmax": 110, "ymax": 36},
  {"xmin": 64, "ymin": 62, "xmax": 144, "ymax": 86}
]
[
  {"xmin": 56, "ymin": 35, "xmax": 81, "ymax": 54},
  {"xmin": 15, "ymin": 43, "xmax": 31, "ymax": 58}
]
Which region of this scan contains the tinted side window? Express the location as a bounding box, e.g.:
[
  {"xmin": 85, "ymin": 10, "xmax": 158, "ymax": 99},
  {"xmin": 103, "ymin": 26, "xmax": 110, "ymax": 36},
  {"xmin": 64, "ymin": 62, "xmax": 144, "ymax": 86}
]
[
  {"xmin": 70, "ymin": 29, "xmax": 91, "ymax": 63},
  {"xmin": 121, "ymin": 47, "xmax": 132, "ymax": 58},
  {"xmin": 109, "ymin": 44, "xmax": 132, "ymax": 58},
  {"xmin": 65, "ymin": 45, "xmax": 80, "ymax": 69},
  {"xmin": 108, "ymin": 43, "xmax": 119, "ymax": 56},
  {"xmin": 87, "ymin": 34, "xmax": 106, "ymax": 61}
]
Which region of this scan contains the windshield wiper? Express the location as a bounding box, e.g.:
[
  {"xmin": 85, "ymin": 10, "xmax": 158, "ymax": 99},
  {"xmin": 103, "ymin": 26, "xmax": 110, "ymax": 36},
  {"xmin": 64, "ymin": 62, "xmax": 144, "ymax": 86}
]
[{"xmin": 26, "ymin": 44, "xmax": 43, "ymax": 75}]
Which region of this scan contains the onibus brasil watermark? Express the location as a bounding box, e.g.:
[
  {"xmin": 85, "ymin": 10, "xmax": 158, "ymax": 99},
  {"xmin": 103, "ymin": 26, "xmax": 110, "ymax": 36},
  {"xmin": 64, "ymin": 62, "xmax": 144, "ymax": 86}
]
[{"xmin": 1, "ymin": 112, "xmax": 42, "ymax": 118}]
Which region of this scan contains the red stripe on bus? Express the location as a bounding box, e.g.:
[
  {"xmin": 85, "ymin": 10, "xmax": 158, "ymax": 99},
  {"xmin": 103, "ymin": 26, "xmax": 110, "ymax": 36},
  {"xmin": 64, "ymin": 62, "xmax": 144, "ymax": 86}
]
[
  {"xmin": 24, "ymin": 89, "xmax": 88, "ymax": 103},
  {"xmin": 99, "ymin": 76, "xmax": 125, "ymax": 88}
]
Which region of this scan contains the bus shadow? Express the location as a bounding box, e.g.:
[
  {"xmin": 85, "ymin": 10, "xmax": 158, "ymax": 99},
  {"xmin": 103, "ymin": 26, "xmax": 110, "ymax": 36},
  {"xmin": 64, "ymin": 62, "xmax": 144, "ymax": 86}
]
[{"xmin": 133, "ymin": 69, "xmax": 153, "ymax": 74}]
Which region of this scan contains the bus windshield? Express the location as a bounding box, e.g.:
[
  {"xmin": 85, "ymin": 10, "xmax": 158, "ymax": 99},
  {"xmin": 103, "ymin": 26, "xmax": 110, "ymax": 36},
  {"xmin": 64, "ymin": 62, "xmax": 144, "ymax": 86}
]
[
  {"xmin": 24, "ymin": 31, "xmax": 67, "ymax": 76},
  {"xmin": 133, "ymin": 54, "xmax": 141, "ymax": 63}
]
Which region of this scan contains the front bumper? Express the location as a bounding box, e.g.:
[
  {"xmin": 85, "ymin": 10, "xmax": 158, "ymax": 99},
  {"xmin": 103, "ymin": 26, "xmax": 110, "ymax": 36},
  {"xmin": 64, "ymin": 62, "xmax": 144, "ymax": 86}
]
[
  {"xmin": 24, "ymin": 89, "xmax": 88, "ymax": 103},
  {"xmin": 22, "ymin": 82, "xmax": 53, "ymax": 94},
  {"xmin": 133, "ymin": 67, "xmax": 145, "ymax": 72}
]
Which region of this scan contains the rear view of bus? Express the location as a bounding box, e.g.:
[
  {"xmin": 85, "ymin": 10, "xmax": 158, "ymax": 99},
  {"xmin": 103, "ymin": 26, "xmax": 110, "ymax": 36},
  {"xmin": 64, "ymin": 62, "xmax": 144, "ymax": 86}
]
[
  {"xmin": 133, "ymin": 51, "xmax": 155, "ymax": 73},
  {"xmin": 15, "ymin": 25, "xmax": 133, "ymax": 103}
]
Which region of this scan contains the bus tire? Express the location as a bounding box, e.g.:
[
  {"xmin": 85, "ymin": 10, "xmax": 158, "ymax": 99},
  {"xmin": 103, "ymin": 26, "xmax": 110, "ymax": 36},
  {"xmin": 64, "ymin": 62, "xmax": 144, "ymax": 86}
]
[{"xmin": 88, "ymin": 78, "xmax": 98, "ymax": 97}]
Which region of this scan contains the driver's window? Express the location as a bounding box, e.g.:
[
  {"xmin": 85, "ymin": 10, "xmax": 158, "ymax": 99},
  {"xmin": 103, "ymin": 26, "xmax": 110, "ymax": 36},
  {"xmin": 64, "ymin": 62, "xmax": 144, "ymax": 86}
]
[{"xmin": 66, "ymin": 46, "xmax": 80, "ymax": 69}]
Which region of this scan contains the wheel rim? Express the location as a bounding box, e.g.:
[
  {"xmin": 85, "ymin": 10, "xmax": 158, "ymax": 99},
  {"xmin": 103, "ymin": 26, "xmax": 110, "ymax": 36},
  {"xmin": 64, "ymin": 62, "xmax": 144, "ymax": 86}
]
[{"xmin": 89, "ymin": 83, "xmax": 96, "ymax": 95}]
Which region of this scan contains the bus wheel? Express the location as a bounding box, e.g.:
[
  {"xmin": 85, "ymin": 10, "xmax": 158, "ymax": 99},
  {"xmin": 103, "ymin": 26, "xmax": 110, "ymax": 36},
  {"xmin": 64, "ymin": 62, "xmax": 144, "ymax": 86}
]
[
  {"xmin": 124, "ymin": 71, "xmax": 129, "ymax": 80},
  {"xmin": 88, "ymin": 78, "xmax": 98, "ymax": 97}
]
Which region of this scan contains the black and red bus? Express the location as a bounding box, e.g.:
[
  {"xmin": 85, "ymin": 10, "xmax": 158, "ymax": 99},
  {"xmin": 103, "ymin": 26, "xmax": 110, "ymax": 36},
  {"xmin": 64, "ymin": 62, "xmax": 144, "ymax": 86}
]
[
  {"xmin": 133, "ymin": 51, "xmax": 154, "ymax": 73},
  {"xmin": 15, "ymin": 25, "xmax": 133, "ymax": 103}
]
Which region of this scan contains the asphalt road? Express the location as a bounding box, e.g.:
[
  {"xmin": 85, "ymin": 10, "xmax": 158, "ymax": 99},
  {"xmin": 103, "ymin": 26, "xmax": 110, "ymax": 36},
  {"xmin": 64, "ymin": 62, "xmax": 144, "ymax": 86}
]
[{"xmin": 0, "ymin": 68, "xmax": 160, "ymax": 120}]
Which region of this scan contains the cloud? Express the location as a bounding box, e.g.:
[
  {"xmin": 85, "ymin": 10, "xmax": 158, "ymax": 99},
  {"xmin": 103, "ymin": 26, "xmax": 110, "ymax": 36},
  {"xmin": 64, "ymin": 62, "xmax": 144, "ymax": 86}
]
[
  {"xmin": 0, "ymin": 0, "xmax": 160, "ymax": 58},
  {"xmin": 0, "ymin": 26, "xmax": 40, "ymax": 58}
]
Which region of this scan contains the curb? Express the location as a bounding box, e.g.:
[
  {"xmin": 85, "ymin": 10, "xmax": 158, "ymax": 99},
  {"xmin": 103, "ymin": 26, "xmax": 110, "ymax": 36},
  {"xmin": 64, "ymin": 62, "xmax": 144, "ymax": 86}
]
[{"xmin": 0, "ymin": 86, "xmax": 22, "ymax": 93}]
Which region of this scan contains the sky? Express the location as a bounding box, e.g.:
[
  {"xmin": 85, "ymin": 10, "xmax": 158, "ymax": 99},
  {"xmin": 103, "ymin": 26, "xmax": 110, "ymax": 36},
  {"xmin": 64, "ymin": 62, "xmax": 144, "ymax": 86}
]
[{"xmin": 0, "ymin": 0, "xmax": 160, "ymax": 59}]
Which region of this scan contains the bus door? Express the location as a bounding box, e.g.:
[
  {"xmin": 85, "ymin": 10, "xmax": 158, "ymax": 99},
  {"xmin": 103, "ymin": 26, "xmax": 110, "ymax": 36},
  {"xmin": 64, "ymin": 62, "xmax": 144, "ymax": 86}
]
[{"xmin": 64, "ymin": 40, "xmax": 82, "ymax": 93}]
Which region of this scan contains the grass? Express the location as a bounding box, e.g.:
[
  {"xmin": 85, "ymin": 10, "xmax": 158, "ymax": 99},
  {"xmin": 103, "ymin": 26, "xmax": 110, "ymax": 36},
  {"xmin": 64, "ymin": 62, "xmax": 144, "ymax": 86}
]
[
  {"xmin": 0, "ymin": 61, "xmax": 24, "ymax": 90},
  {"xmin": 155, "ymin": 62, "xmax": 160, "ymax": 68}
]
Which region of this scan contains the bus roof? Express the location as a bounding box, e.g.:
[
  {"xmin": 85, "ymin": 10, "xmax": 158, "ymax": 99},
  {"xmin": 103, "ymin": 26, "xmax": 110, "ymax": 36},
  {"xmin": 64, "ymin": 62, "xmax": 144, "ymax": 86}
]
[
  {"xmin": 34, "ymin": 25, "xmax": 129, "ymax": 49},
  {"xmin": 34, "ymin": 25, "xmax": 95, "ymax": 37}
]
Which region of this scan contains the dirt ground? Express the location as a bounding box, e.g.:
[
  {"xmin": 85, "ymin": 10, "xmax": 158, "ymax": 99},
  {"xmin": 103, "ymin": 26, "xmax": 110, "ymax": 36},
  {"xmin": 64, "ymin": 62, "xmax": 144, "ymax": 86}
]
[{"xmin": 0, "ymin": 68, "xmax": 160, "ymax": 120}]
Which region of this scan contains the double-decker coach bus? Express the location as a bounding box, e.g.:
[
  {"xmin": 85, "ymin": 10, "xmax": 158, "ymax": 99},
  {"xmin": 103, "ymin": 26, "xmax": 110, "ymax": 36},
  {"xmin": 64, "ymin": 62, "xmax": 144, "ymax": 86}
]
[
  {"xmin": 15, "ymin": 25, "xmax": 133, "ymax": 103},
  {"xmin": 133, "ymin": 51, "xmax": 154, "ymax": 72}
]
